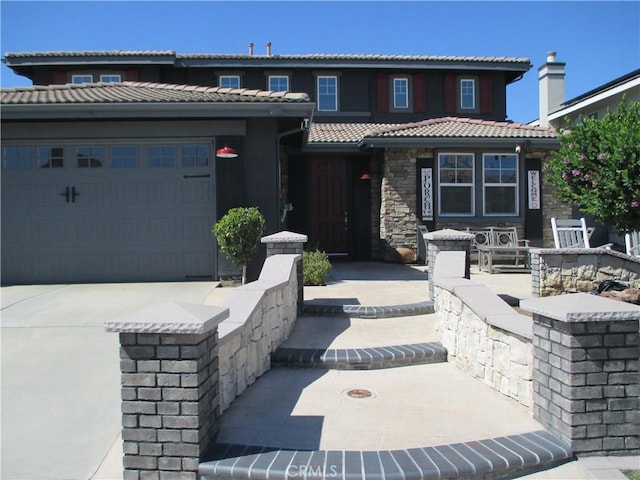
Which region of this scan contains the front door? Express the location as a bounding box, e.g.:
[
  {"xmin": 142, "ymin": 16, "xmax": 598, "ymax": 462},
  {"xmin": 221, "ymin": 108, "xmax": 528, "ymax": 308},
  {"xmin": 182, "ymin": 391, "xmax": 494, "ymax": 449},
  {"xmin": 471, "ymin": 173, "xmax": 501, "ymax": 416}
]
[{"xmin": 310, "ymin": 157, "xmax": 348, "ymax": 256}]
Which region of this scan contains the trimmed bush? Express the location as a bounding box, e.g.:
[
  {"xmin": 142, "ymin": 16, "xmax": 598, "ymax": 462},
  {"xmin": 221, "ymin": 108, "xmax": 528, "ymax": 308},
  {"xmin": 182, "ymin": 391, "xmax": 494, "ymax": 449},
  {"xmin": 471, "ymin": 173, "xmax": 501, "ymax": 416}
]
[{"xmin": 303, "ymin": 249, "xmax": 331, "ymax": 286}]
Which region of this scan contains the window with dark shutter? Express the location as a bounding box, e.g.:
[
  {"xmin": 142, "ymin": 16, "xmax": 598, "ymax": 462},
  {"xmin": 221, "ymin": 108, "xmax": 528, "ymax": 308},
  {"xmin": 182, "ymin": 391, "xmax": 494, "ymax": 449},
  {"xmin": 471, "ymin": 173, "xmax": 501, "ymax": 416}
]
[{"xmin": 413, "ymin": 73, "xmax": 426, "ymax": 113}]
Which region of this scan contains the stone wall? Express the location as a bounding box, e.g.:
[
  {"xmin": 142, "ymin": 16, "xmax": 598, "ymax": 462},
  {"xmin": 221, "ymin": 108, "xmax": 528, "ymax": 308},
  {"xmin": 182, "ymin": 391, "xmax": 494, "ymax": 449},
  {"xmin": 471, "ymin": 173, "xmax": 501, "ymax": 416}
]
[
  {"xmin": 217, "ymin": 254, "xmax": 299, "ymax": 412},
  {"xmin": 432, "ymin": 251, "xmax": 533, "ymax": 408},
  {"xmin": 531, "ymin": 248, "xmax": 640, "ymax": 297}
]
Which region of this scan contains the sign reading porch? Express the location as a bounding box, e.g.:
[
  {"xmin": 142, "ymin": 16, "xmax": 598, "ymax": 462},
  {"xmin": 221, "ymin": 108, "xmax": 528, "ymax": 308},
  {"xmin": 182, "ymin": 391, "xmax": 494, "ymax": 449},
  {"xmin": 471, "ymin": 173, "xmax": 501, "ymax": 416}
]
[{"xmin": 421, "ymin": 167, "xmax": 433, "ymax": 221}]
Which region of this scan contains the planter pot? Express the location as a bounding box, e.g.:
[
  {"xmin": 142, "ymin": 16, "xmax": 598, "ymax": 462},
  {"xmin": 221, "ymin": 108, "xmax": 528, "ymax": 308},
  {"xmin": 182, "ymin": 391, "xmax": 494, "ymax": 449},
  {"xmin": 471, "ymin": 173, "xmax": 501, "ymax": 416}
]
[{"xmin": 396, "ymin": 247, "xmax": 416, "ymax": 264}]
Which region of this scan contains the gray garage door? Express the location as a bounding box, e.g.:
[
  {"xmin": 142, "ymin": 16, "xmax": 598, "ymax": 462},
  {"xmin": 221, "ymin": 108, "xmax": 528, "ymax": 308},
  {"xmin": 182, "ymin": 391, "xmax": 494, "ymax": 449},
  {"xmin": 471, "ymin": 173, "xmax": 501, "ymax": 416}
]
[{"xmin": 1, "ymin": 142, "xmax": 216, "ymax": 285}]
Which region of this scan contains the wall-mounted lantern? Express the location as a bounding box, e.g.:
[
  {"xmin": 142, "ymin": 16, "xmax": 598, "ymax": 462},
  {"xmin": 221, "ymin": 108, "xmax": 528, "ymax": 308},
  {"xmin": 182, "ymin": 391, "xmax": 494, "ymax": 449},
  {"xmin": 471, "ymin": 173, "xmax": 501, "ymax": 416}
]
[{"xmin": 216, "ymin": 145, "xmax": 239, "ymax": 158}]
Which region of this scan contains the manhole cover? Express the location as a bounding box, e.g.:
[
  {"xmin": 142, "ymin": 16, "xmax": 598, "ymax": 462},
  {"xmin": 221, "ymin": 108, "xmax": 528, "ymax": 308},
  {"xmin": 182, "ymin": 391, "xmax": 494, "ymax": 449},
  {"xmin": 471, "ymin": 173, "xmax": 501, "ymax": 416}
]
[{"xmin": 345, "ymin": 388, "xmax": 374, "ymax": 399}]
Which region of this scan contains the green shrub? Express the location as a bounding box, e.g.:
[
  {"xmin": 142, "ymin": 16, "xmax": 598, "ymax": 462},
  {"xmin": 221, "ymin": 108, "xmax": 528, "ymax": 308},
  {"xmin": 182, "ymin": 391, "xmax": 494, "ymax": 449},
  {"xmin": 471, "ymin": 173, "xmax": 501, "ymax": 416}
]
[
  {"xmin": 303, "ymin": 249, "xmax": 331, "ymax": 286},
  {"xmin": 212, "ymin": 207, "xmax": 265, "ymax": 284}
]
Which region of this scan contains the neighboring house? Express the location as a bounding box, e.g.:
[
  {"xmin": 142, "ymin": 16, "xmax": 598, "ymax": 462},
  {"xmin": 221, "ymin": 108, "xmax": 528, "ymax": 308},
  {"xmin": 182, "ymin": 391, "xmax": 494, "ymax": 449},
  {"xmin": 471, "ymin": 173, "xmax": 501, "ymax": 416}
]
[
  {"xmin": 1, "ymin": 46, "xmax": 561, "ymax": 284},
  {"xmin": 532, "ymin": 52, "xmax": 640, "ymax": 246}
]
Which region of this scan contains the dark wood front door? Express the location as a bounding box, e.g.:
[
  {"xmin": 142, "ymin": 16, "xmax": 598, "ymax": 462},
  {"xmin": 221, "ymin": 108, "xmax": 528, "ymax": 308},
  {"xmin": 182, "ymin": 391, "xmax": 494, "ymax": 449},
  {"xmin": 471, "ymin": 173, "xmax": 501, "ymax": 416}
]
[{"xmin": 310, "ymin": 157, "xmax": 348, "ymax": 255}]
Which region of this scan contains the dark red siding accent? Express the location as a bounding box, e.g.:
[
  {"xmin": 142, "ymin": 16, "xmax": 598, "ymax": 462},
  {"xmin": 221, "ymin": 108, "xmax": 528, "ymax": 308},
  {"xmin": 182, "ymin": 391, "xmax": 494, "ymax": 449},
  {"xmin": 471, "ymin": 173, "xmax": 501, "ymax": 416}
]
[
  {"xmin": 377, "ymin": 73, "xmax": 389, "ymax": 112},
  {"xmin": 444, "ymin": 74, "xmax": 457, "ymax": 114},
  {"xmin": 413, "ymin": 73, "xmax": 426, "ymax": 113},
  {"xmin": 52, "ymin": 70, "xmax": 67, "ymax": 85},
  {"xmin": 480, "ymin": 74, "xmax": 493, "ymax": 114},
  {"xmin": 126, "ymin": 69, "xmax": 139, "ymax": 81}
]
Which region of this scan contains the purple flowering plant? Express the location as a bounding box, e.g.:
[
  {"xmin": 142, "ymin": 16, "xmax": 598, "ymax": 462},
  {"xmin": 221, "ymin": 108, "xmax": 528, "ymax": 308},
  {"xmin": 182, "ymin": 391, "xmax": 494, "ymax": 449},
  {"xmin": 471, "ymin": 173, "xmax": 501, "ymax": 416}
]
[{"xmin": 546, "ymin": 100, "xmax": 640, "ymax": 231}]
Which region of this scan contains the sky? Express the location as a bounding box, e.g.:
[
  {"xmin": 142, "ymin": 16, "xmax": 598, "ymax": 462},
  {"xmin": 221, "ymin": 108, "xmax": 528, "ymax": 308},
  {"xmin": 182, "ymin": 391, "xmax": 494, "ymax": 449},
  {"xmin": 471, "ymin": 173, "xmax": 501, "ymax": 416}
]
[{"xmin": 1, "ymin": 0, "xmax": 638, "ymax": 123}]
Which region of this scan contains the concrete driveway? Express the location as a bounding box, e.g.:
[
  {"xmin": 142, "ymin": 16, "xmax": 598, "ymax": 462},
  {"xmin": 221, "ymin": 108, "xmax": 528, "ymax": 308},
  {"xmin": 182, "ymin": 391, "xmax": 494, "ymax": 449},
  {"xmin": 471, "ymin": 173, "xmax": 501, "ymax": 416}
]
[{"xmin": 1, "ymin": 282, "xmax": 219, "ymax": 480}]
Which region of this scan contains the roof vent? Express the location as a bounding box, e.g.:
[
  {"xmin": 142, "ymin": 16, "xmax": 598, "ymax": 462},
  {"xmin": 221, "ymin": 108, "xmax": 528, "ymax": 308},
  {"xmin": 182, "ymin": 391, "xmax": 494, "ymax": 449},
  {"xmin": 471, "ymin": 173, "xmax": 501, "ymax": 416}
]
[
  {"xmin": 266, "ymin": 41, "xmax": 272, "ymax": 57},
  {"xmin": 248, "ymin": 42, "xmax": 254, "ymax": 56}
]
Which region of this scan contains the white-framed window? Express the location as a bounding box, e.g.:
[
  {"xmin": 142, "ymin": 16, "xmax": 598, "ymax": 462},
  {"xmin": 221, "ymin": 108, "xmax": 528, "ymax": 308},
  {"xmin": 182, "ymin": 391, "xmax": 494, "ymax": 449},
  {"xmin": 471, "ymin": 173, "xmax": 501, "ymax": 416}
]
[
  {"xmin": 100, "ymin": 74, "xmax": 122, "ymax": 83},
  {"xmin": 483, "ymin": 154, "xmax": 518, "ymax": 215},
  {"xmin": 219, "ymin": 75, "xmax": 241, "ymax": 88},
  {"xmin": 268, "ymin": 75, "xmax": 289, "ymax": 92},
  {"xmin": 317, "ymin": 75, "xmax": 338, "ymax": 111},
  {"xmin": 2, "ymin": 146, "xmax": 32, "ymax": 169},
  {"xmin": 393, "ymin": 77, "xmax": 409, "ymax": 109},
  {"xmin": 460, "ymin": 78, "xmax": 476, "ymax": 110},
  {"xmin": 72, "ymin": 75, "xmax": 93, "ymax": 84},
  {"xmin": 438, "ymin": 153, "xmax": 474, "ymax": 216}
]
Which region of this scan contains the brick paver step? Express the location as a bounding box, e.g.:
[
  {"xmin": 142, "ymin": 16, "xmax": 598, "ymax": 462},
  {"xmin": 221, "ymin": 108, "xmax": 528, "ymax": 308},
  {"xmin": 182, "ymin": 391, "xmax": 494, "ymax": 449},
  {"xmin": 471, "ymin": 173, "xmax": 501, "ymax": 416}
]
[
  {"xmin": 199, "ymin": 430, "xmax": 573, "ymax": 480},
  {"xmin": 303, "ymin": 300, "xmax": 434, "ymax": 318},
  {"xmin": 271, "ymin": 342, "xmax": 447, "ymax": 370}
]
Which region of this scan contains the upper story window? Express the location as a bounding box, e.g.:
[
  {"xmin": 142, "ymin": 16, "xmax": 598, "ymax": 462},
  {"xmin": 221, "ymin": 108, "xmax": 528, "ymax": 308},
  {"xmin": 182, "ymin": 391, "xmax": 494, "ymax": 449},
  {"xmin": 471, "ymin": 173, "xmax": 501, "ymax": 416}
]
[
  {"xmin": 438, "ymin": 153, "xmax": 474, "ymax": 216},
  {"xmin": 72, "ymin": 75, "xmax": 93, "ymax": 84},
  {"xmin": 100, "ymin": 74, "xmax": 121, "ymax": 83},
  {"xmin": 219, "ymin": 75, "xmax": 240, "ymax": 88},
  {"xmin": 317, "ymin": 76, "xmax": 338, "ymax": 111},
  {"xmin": 460, "ymin": 78, "xmax": 476, "ymax": 110},
  {"xmin": 483, "ymin": 154, "xmax": 518, "ymax": 215},
  {"xmin": 393, "ymin": 78, "xmax": 409, "ymax": 109},
  {"xmin": 268, "ymin": 75, "xmax": 289, "ymax": 92}
]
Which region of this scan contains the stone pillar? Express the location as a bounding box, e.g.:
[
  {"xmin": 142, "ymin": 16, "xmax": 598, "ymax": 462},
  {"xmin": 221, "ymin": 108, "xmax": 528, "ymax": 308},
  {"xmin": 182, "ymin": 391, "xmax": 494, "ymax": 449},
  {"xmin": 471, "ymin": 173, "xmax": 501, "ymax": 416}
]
[
  {"xmin": 521, "ymin": 293, "xmax": 640, "ymax": 456},
  {"xmin": 261, "ymin": 231, "xmax": 308, "ymax": 314},
  {"xmin": 425, "ymin": 229, "xmax": 473, "ymax": 298},
  {"xmin": 105, "ymin": 302, "xmax": 229, "ymax": 480}
]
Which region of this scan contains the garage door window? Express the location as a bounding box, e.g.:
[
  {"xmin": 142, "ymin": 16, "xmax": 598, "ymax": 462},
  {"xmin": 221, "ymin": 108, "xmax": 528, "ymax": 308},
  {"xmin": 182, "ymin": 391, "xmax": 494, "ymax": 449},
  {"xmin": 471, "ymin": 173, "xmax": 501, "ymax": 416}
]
[
  {"xmin": 182, "ymin": 145, "xmax": 209, "ymax": 167},
  {"xmin": 37, "ymin": 147, "xmax": 64, "ymax": 169},
  {"xmin": 110, "ymin": 146, "xmax": 137, "ymax": 168},
  {"xmin": 149, "ymin": 146, "xmax": 176, "ymax": 168},
  {"xmin": 76, "ymin": 147, "xmax": 103, "ymax": 168},
  {"xmin": 2, "ymin": 146, "xmax": 32, "ymax": 169}
]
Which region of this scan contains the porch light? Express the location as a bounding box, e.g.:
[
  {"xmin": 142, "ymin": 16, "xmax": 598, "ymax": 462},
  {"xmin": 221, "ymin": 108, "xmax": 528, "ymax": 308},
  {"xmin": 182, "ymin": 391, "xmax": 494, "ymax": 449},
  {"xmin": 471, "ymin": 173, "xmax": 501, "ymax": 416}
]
[
  {"xmin": 360, "ymin": 172, "xmax": 371, "ymax": 180},
  {"xmin": 216, "ymin": 145, "xmax": 238, "ymax": 158}
]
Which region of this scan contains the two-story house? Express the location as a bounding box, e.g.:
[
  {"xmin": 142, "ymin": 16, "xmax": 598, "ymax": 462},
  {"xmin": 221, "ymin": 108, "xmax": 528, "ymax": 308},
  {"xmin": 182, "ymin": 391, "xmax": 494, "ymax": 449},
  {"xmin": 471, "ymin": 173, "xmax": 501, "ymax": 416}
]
[{"xmin": 1, "ymin": 46, "xmax": 560, "ymax": 284}]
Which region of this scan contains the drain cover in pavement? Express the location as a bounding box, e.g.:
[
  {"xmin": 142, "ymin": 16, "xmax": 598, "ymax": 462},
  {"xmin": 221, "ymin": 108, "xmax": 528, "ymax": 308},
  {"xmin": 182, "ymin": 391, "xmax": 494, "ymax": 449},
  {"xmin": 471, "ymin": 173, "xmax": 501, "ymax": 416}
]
[{"xmin": 345, "ymin": 388, "xmax": 375, "ymax": 399}]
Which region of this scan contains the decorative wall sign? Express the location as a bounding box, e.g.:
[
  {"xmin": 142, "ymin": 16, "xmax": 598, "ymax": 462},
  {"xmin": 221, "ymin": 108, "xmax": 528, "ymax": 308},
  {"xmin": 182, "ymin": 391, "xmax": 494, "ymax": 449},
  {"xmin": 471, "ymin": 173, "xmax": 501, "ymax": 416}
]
[
  {"xmin": 528, "ymin": 170, "xmax": 541, "ymax": 209},
  {"xmin": 421, "ymin": 167, "xmax": 433, "ymax": 220}
]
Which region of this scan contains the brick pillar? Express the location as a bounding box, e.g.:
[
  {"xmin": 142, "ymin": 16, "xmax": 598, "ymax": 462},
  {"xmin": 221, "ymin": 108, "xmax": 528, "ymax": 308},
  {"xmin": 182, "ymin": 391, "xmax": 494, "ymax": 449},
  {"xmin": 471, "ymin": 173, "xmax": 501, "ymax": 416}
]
[
  {"xmin": 261, "ymin": 231, "xmax": 308, "ymax": 314},
  {"xmin": 105, "ymin": 302, "xmax": 229, "ymax": 480},
  {"xmin": 521, "ymin": 293, "xmax": 640, "ymax": 456},
  {"xmin": 425, "ymin": 229, "xmax": 473, "ymax": 299}
]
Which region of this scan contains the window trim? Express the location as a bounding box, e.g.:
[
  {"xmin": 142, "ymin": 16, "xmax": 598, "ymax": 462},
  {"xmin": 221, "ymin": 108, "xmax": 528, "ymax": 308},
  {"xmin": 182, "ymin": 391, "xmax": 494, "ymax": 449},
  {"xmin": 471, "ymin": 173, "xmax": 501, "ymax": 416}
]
[
  {"xmin": 72, "ymin": 74, "xmax": 93, "ymax": 84},
  {"xmin": 460, "ymin": 78, "xmax": 476, "ymax": 110},
  {"xmin": 392, "ymin": 76, "xmax": 411, "ymax": 111},
  {"xmin": 268, "ymin": 75, "xmax": 289, "ymax": 92},
  {"xmin": 218, "ymin": 75, "xmax": 241, "ymax": 89},
  {"xmin": 482, "ymin": 153, "xmax": 519, "ymax": 216},
  {"xmin": 438, "ymin": 152, "xmax": 475, "ymax": 217},
  {"xmin": 316, "ymin": 75, "xmax": 338, "ymax": 112}
]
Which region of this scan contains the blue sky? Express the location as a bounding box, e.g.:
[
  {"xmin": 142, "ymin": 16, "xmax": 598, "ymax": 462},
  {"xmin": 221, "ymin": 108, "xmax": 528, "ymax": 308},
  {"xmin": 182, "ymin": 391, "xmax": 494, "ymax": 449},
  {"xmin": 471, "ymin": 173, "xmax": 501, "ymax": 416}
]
[{"xmin": 1, "ymin": 1, "xmax": 638, "ymax": 123}]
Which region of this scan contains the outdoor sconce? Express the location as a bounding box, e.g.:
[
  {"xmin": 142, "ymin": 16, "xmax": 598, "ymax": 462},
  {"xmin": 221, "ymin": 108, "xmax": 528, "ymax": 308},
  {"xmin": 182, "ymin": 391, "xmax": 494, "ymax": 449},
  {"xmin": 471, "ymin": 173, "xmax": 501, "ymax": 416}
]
[
  {"xmin": 216, "ymin": 145, "xmax": 239, "ymax": 158},
  {"xmin": 360, "ymin": 172, "xmax": 371, "ymax": 180}
]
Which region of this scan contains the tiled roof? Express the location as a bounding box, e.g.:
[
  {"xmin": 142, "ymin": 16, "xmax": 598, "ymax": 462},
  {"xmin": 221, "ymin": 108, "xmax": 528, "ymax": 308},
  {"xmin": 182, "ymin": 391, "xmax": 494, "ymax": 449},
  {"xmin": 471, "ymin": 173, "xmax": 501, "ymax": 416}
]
[
  {"xmin": 4, "ymin": 50, "xmax": 530, "ymax": 65},
  {"xmin": 308, "ymin": 118, "xmax": 557, "ymax": 144},
  {"xmin": 0, "ymin": 82, "xmax": 311, "ymax": 105}
]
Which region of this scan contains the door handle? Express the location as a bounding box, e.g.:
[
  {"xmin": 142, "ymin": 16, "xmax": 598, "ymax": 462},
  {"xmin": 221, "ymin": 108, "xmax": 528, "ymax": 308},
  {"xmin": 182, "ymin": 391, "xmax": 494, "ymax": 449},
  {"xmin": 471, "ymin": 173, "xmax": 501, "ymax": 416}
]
[
  {"xmin": 60, "ymin": 186, "xmax": 70, "ymax": 203},
  {"xmin": 70, "ymin": 187, "xmax": 80, "ymax": 203}
]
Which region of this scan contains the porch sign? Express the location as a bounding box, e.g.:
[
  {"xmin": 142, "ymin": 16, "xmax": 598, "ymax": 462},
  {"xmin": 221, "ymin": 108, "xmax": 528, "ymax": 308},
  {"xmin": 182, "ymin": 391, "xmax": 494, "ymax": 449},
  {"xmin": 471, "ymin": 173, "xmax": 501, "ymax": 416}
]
[
  {"xmin": 528, "ymin": 170, "xmax": 541, "ymax": 209},
  {"xmin": 421, "ymin": 167, "xmax": 433, "ymax": 221}
]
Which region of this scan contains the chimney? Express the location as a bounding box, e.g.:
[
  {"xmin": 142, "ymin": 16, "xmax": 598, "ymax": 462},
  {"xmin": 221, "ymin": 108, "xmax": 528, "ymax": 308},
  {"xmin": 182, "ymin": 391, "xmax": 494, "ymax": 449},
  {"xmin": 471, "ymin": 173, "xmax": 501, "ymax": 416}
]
[
  {"xmin": 266, "ymin": 41, "xmax": 272, "ymax": 57},
  {"xmin": 248, "ymin": 42, "xmax": 254, "ymax": 56},
  {"xmin": 538, "ymin": 51, "xmax": 566, "ymax": 127}
]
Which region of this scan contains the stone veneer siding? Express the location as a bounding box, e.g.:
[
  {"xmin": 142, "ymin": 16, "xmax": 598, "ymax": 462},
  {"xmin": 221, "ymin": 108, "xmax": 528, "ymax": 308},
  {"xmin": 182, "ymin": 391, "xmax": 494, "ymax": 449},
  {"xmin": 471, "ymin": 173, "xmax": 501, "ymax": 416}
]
[
  {"xmin": 531, "ymin": 248, "xmax": 640, "ymax": 297},
  {"xmin": 521, "ymin": 294, "xmax": 640, "ymax": 456}
]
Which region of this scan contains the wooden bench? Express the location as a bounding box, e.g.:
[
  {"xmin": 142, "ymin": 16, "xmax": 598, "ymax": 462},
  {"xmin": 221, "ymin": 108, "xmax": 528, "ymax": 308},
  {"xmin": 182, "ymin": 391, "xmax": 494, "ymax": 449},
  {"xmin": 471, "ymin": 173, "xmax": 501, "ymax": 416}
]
[{"xmin": 466, "ymin": 227, "xmax": 531, "ymax": 273}]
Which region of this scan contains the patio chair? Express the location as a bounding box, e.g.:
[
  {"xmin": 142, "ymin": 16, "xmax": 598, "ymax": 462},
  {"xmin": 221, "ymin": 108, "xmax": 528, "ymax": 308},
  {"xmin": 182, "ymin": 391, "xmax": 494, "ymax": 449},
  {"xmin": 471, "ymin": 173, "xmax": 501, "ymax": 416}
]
[
  {"xmin": 551, "ymin": 217, "xmax": 591, "ymax": 248},
  {"xmin": 625, "ymin": 231, "xmax": 640, "ymax": 257}
]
